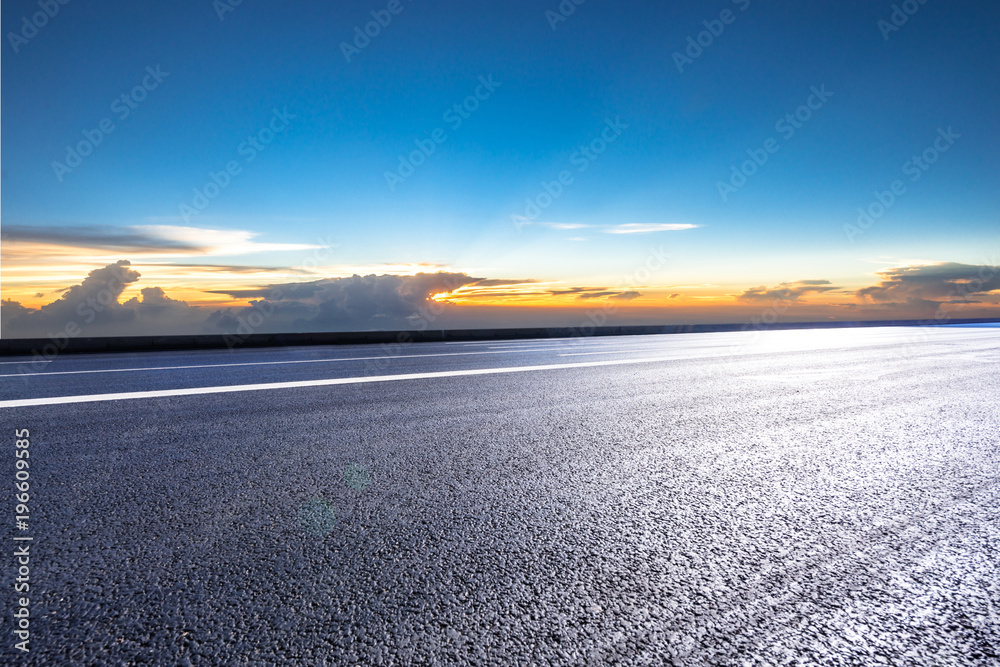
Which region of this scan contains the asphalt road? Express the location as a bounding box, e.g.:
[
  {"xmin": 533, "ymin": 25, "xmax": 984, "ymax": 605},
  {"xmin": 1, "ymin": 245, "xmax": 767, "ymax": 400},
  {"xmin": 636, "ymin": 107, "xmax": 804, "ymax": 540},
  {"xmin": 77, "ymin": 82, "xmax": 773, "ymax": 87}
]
[{"xmin": 2, "ymin": 326, "xmax": 999, "ymax": 665}]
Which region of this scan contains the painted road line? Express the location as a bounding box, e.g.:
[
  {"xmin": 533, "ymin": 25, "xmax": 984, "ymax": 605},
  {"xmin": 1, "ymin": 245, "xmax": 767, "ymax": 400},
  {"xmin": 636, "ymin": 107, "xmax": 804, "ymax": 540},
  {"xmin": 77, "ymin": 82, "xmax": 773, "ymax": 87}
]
[
  {"xmin": 0, "ymin": 355, "xmax": 688, "ymax": 408},
  {"xmin": 443, "ymin": 337, "xmax": 581, "ymax": 346},
  {"xmin": 0, "ymin": 346, "xmax": 599, "ymax": 378},
  {"xmin": 558, "ymin": 348, "xmax": 670, "ymax": 356}
]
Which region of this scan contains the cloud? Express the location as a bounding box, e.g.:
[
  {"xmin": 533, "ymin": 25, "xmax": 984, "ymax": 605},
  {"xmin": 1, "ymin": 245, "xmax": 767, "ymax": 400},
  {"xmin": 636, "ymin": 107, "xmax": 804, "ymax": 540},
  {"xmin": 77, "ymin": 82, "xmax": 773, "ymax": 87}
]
[
  {"xmin": 576, "ymin": 290, "xmax": 643, "ymax": 301},
  {"xmin": 549, "ymin": 287, "xmax": 605, "ymax": 296},
  {"xmin": 29, "ymin": 260, "xmax": 141, "ymax": 327},
  {"xmin": 470, "ymin": 279, "xmax": 540, "ymax": 287},
  {"xmin": 517, "ymin": 221, "xmax": 697, "ymax": 235},
  {"xmin": 204, "ymin": 281, "xmax": 326, "ymax": 300},
  {"xmin": 0, "ymin": 224, "xmax": 322, "ymax": 259},
  {"xmin": 122, "ymin": 287, "xmax": 196, "ymax": 316},
  {"xmin": 148, "ymin": 263, "xmax": 314, "ymax": 275},
  {"xmin": 129, "ymin": 225, "xmax": 321, "ymax": 256},
  {"xmin": 604, "ymin": 223, "xmax": 698, "ymax": 234},
  {"xmin": 1, "ymin": 261, "xmax": 484, "ymax": 338},
  {"xmin": 1, "ymin": 261, "xmax": 211, "ymax": 337},
  {"xmin": 9, "ymin": 259, "xmax": 992, "ymax": 340},
  {"xmin": 856, "ymin": 263, "xmax": 1000, "ymax": 305},
  {"xmin": 510, "ymin": 220, "xmax": 592, "ymax": 230},
  {"xmin": 544, "ymin": 223, "xmax": 591, "ymax": 230},
  {"xmin": 737, "ymin": 280, "xmax": 839, "ymax": 303},
  {"xmin": 542, "ymin": 286, "xmax": 644, "ymax": 301},
  {"xmin": 1, "ymin": 299, "xmax": 34, "ymax": 326},
  {"xmin": 0, "ymin": 225, "xmax": 203, "ymax": 252},
  {"xmin": 430, "ymin": 279, "xmax": 561, "ymax": 303},
  {"xmin": 210, "ymin": 272, "xmax": 480, "ymax": 332}
]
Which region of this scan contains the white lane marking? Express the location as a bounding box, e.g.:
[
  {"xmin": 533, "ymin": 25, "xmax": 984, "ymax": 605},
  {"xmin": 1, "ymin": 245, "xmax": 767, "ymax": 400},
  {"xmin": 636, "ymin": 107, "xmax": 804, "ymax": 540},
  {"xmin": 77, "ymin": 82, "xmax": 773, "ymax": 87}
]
[
  {"xmin": 0, "ymin": 360, "xmax": 50, "ymax": 365},
  {"xmin": 0, "ymin": 355, "xmax": 686, "ymax": 408},
  {"xmin": 558, "ymin": 348, "xmax": 665, "ymax": 356},
  {"xmin": 443, "ymin": 337, "xmax": 580, "ymax": 346},
  {"xmin": 0, "ymin": 346, "xmax": 603, "ymax": 378},
  {"xmin": 486, "ymin": 345, "xmax": 575, "ymax": 350}
]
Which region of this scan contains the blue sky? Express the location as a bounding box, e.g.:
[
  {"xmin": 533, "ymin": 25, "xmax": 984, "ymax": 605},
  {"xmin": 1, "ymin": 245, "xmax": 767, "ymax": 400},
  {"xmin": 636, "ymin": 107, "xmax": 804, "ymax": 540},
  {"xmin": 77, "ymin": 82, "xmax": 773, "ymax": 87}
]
[{"xmin": 2, "ymin": 0, "xmax": 998, "ymax": 335}]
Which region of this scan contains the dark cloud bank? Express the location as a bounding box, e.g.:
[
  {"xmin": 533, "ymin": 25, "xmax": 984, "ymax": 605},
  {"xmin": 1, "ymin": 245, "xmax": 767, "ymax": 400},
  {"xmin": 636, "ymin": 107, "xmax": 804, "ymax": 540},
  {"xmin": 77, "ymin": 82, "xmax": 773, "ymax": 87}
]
[
  {"xmin": 0, "ymin": 224, "xmax": 203, "ymax": 252},
  {"xmin": 1, "ymin": 261, "xmax": 482, "ymax": 338},
  {"xmin": 738, "ymin": 264, "xmax": 1000, "ymax": 312},
  {"xmin": 857, "ymin": 262, "xmax": 1000, "ymax": 308},
  {"xmin": 737, "ymin": 280, "xmax": 839, "ymax": 303},
  {"xmin": 2, "ymin": 261, "xmax": 998, "ymax": 339}
]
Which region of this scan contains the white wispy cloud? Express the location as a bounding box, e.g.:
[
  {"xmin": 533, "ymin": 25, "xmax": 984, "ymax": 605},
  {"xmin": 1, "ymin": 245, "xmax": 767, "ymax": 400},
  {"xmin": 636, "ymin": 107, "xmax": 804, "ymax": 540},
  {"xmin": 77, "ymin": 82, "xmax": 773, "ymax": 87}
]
[
  {"xmin": 603, "ymin": 223, "xmax": 699, "ymax": 234},
  {"xmin": 542, "ymin": 222, "xmax": 593, "ymax": 230},
  {"xmin": 512, "ymin": 219, "xmax": 594, "ymax": 230},
  {"xmin": 130, "ymin": 225, "xmax": 321, "ymax": 256},
  {"xmin": 517, "ymin": 220, "xmax": 699, "ymax": 235}
]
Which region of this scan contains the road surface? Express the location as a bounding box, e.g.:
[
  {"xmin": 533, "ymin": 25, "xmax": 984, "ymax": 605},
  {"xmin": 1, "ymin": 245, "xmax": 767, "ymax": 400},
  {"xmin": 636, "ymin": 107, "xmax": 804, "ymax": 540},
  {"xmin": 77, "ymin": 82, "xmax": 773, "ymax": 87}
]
[{"xmin": 2, "ymin": 326, "xmax": 998, "ymax": 665}]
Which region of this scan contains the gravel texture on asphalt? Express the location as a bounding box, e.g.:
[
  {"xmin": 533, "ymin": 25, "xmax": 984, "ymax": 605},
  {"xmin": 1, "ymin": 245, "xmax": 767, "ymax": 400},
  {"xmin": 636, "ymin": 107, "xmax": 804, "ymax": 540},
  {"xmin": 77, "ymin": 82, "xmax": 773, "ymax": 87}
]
[{"xmin": 2, "ymin": 327, "xmax": 998, "ymax": 665}]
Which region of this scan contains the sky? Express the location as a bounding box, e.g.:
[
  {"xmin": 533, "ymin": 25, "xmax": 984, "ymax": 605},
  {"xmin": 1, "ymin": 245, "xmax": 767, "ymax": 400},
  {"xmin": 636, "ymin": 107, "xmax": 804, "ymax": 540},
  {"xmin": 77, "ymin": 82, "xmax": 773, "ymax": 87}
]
[{"xmin": 2, "ymin": 0, "xmax": 999, "ymax": 337}]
